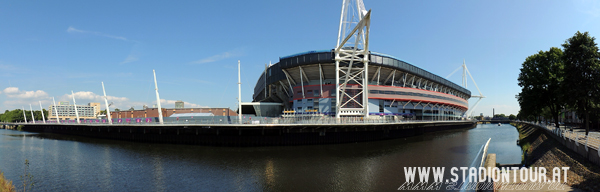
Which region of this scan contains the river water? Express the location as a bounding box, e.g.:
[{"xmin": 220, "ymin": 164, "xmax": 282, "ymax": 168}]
[{"xmin": 0, "ymin": 123, "xmax": 521, "ymax": 191}]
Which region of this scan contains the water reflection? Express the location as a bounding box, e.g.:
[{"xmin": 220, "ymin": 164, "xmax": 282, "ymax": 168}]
[{"xmin": 0, "ymin": 124, "xmax": 521, "ymax": 191}]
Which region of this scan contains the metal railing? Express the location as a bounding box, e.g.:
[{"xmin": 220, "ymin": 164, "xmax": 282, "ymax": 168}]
[
  {"xmin": 22, "ymin": 116, "xmax": 475, "ymax": 126},
  {"xmin": 517, "ymin": 121, "xmax": 600, "ymax": 151}
]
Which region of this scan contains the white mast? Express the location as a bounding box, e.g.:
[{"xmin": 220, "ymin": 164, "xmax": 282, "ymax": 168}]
[
  {"xmin": 102, "ymin": 82, "xmax": 113, "ymax": 125},
  {"xmin": 335, "ymin": 0, "xmax": 371, "ymax": 119},
  {"xmin": 39, "ymin": 101, "xmax": 46, "ymax": 123},
  {"xmin": 29, "ymin": 104, "xmax": 35, "ymax": 124},
  {"xmin": 153, "ymin": 70, "xmax": 164, "ymax": 124},
  {"xmin": 53, "ymin": 97, "xmax": 60, "ymax": 123},
  {"xmin": 238, "ymin": 60, "xmax": 242, "ymax": 124},
  {"xmin": 72, "ymin": 91, "xmax": 80, "ymax": 124},
  {"xmin": 22, "ymin": 106, "xmax": 27, "ymax": 123}
]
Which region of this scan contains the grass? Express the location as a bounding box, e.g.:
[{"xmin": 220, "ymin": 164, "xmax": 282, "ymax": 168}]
[
  {"xmin": 0, "ymin": 171, "xmax": 15, "ymax": 192},
  {"xmin": 511, "ymin": 122, "xmax": 533, "ymax": 165}
]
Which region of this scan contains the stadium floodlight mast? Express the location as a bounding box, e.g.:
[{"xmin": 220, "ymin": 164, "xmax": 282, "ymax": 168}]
[
  {"xmin": 335, "ymin": 0, "xmax": 371, "ymax": 119},
  {"xmin": 446, "ymin": 60, "xmax": 485, "ymax": 118}
]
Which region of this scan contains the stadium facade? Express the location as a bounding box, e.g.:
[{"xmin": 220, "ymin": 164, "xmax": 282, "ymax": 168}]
[
  {"xmin": 250, "ymin": 50, "xmax": 471, "ymax": 120},
  {"xmin": 246, "ymin": 0, "xmax": 472, "ymax": 120}
]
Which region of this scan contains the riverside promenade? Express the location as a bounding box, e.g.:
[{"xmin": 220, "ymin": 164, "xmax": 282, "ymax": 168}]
[{"xmin": 516, "ymin": 121, "xmax": 600, "ymax": 166}]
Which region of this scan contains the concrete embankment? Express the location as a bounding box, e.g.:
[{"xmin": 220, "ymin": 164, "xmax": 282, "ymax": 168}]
[
  {"xmin": 16, "ymin": 121, "xmax": 475, "ymax": 146},
  {"xmin": 512, "ymin": 122, "xmax": 600, "ymax": 191}
]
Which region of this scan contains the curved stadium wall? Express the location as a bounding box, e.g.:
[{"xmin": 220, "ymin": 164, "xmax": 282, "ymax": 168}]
[{"xmin": 252, "ymin": 50, "xmax": 470, "ymax": 120}]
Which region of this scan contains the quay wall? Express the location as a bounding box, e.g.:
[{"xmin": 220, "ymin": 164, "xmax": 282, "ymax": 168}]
[{"xmin": 18, "ymin": 122, "xmax": 476, "ymax": 146}]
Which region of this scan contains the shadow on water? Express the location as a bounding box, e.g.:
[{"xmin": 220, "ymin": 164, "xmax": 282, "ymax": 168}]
[{"xmin": 0, "ymin": 124, "xmax": 520, "ymax": 191}]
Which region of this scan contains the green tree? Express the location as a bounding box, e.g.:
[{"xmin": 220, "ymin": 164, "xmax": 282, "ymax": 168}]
[
  {"xmin": 562, "ymin": 31, "xmax": 600, "ymax": 135},
  {"xmin": 517, "ymin": 47, "xmax": 565, "ymax": 127},
  {"xmin": 508, "ymin": 114, "xmax": 516, "ymax": 120}
]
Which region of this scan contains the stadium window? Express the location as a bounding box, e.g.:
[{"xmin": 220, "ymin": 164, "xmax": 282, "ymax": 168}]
[
  {"xmin": 370, "ymin": 90, "xmax": 377, "ymax": 94},
  {"xmin": 379, "ymin": 100, "xmax": 384, "ymax": 113},
  {"xmin": 314, "ymin": 91, "xmax": 320, "ymax": 97},
  {"xmin": 297, "ymin": 107, "xmax": 302, "ymax": 111}
]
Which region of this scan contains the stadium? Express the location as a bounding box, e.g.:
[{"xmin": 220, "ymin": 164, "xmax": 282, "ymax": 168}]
[
  {"xmin": 248, "ymin": 49, "xmax": 471, "ymax": 120},
  {"xmin": 239, "ymin": 0, "xmax": 477, "ymax": 121}
]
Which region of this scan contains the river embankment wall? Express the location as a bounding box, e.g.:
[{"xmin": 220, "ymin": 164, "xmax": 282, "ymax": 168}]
[{"xmin": 16, "ymin": 121, "xmax": 476, "ymax": 146}]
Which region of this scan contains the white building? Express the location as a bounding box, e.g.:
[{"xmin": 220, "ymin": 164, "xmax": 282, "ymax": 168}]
[{"xmin": 48, "ymin": 102, "xmax": 101, "ymax": 120}]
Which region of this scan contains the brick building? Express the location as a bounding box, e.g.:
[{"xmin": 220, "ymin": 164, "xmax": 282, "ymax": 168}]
[{"xmin": 110, "ymin": 108, "xmax": 237, "ymax": 119}]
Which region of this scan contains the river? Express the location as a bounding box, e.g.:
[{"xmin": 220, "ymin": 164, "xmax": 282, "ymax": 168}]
[{"xmin": 0, "ymin": 123, "xmax": 521, "ymax": 191}]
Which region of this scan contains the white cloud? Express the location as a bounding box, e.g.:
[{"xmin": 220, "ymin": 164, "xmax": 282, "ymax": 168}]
[
  {"xmin": 191, "ymin": 48, "xmax": 245, "ymax": 64},
  {"xmin": 67, "ymin": 26, "xmax": 141, "ymax": 64},
  {"xmin": 1, "ymin": 87, "xmax": 52, "ymax": 110},
  {"xmin": 59, "ymin": 91, "xmax": 145, "ymax": 110},
  {"xmin": 120, "ymin": 54, "xmax": 139, "ymax": 64},
  {"xmin": 155, "ymin": 99, "xmax": 207, "ymax": 108},
  {"xmin": 67, "ymin": 26, "xmax": 127, "ymax": 41},
  {"xmin": 3, "ymin": 87, "xmax": 48, "ymax": 99}
]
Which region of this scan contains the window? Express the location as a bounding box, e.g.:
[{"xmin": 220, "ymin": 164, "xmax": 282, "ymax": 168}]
[
  {"xmin": 307, "ymin": 99, "xmax": 313, "ymax": 103},
  {"xmin": 313, "ymin": 91, "xmax": 320, "ymax": 97},
  {"xmin": 297, "ymin": 91, "xmax": 302, "ymax": 94},
  {"xmin": 379, "ymin": 100, "xmax": 384, "ymax": 113},
  {"xmin": 297, "ymin": 107, "xmax": 302, "ymax": 111},
  {"xmin": 331, "ymin": 91, "xmax": 336, "ymax": 96},
  {"xmin": 369, "ymin": 90, "xmax": 378, "ymax": 94}
]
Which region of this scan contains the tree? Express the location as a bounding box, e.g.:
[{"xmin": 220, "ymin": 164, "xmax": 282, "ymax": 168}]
[
  {"xmin": 517, "ymin": 47, "xmax": 565, "ymax": 128},
  {"xmin": 508, "ymin": 114, "xmax": 516, "ymax": 120},
  {"xmin": 562, "ymin": 31, "xmax": 600, "ymax": 135},
  {"xmin": 114, "ymin": 108, "xmax": 120, "ymax": 112}
]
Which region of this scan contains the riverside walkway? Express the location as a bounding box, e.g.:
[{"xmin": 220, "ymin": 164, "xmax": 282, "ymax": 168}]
[{"xmin": 517, "ymin": 121, "xmax": 600, "ymax": 165}]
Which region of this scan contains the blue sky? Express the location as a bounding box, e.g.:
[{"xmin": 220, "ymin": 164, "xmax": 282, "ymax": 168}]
[{"xmin": 1, "ymin": 0, "xmax": 599, "ymax": 116}]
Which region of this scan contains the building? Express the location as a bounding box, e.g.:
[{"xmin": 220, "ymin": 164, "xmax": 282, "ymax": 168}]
[
  {"xmin": 110, "ymin": 108, "xmax": 237, "ymax": 119},
  {"xmin": 175, "ymin": 100, "xmax": 184, "ymax": 109},
  {"xmin": 48, "ymin": 102, "xmax": 101, "ymax": 120},
  {"xmin": 247, "ymin": 50, "xmax": 471, "ymax": 120},
  {"xmin": 242, "ymin": 0, "xmax": 471, "ymax": 120}
]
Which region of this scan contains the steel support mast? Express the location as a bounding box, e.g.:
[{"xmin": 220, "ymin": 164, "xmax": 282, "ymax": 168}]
[
  {"xmin": 72, "ymin": 91, "xmax": 80, "ymax": 124},
  {"xmin": 335, "ymin": 0, "xmax": 371, "ymax": 119},
  {"xmin": 153, "ymin": 70, "xmax": 164, "ymax": 124},
  {"xmin": 238, "ymin": 60, "xmax": 242, "ymax": 124},
  {"xmin": 39, "ymin": 101, "xmax": 46, "ymax": 123},
  {"xmin": 53, "ymin": 97, "xmax": 60, "ymax": 123},
  {"xmin": 102, "ymin": 82, "xmax": 112, "ymax": 124}
]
